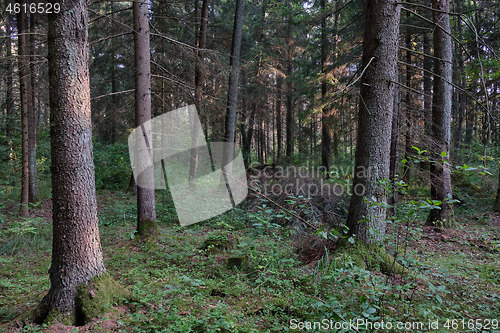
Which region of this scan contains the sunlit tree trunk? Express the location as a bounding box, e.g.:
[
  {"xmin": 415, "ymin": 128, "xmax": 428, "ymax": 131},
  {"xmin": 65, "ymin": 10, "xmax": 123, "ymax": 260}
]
[{"xmin": 320, "ymin": 0, "xmax": 332, "ymax": 172}]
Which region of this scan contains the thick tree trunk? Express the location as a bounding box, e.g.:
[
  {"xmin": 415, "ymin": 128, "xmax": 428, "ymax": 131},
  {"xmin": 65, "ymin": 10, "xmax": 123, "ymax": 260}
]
[
  {"xmin": 134, "ymin": 0, "xmax": 158, "ymax": 237},
  {"xmin": 320, "ymin": 0, "xmax": 332, "ymax": 172},
  {"xmin": 222, "ymin": 0, "xmax": 244, "ymax": 181},
  {"xmin": 39, "ymin": 0, "xmax": 106, "ymax": 320},
  {"xmin": 346, "ymin": 0, "xmax": 400, "ymax": 244},
  {"xmin": 28, "ymin": 13, "xmax": 39, "ymax": 203},
  {"xmin": 427, "ymin": 0, "xmax": 454, "ymax": 227},
  {"xmin": 17, "ymin": 11, "xmax": 30, "ymax": 217}
]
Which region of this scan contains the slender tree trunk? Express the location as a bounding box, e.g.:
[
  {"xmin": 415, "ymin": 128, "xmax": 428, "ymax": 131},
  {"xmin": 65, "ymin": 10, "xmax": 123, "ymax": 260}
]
[
  {"xmin": 222, "ymin": 0, "xmax": 245, "ymax": 183},
  {"xmin": 320, "ymin": 0, "xmax": 332, "ymax": 172},
  {"xmin": 346, "ymin": 0, "xmax": 401, "ymax": 244},
  {"xmin": 422, "ymin": 33, "xmax": 432, "ymax": 170},
  {"xmin": 17, "ymin": 10, "xmax": 30, "ymax": 217},
  {"xmin": 285, "ymin": 50, "xmax": 294, "ymax": 159},
  {"xmin": 389, "ymin": 86, "xmax": 400, "ymax": 216},
  {"xmin": 5, "ymin": 14, "xmax": 15, "ymax": 142},
  {"xmin": 402, "ymin": 28, "xmax": 412, "ymax": 185},
  {"xmin": 37, "ymin": 0, "xmax": 106, "ymax": 321},
  {"xmin": 28, "ymin": 13, "xmax": 39, "ymax": 203},
  {"xmin": 134, "ymin": 0, "xmax": 158, "ymax": 238},
  {"xmin": 189, "ymin": 0, "xmax": 209, "ymax": 182},
  {"xmin": 276, "ymin": 74, "xmax": 283, "ymax": 158},
  {"xmin": 427, "ymin": 0, "xmax": 453, "ymax": 227}
]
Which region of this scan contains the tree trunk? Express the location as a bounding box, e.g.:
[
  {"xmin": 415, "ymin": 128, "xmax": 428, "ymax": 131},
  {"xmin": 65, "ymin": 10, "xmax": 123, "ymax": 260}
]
[
  {"xmin": 389, "ymin": 86, "xmax": 400, "ymax": 216},
  {"xmin": 402, "ymin": 27, "xmax": 412, "ymax": 185},
  {"xmin": 494, "ymin": 165, "xmax": 500, "ymax": 212},
  {"xmin": 222, "ymin": 0, "xmax": 244, "ymax": 183},
  {"xmin": 426, "ymin": 0, "xmax": 453, "ymax": 227},
  {"xmin": 320, "ymin": 0, "xmax": 332, "ymax": 172},
  {"xmin": 134, "ymin": 0, "xmax": 158, "ymax": 238},
  {"xmin": 28, "ymin": 13, "xmax": 39, "ymax": 203},
  {"xmin": 285, "ymin": 41, "xmax": 294, "ymax": 159},
  {"xmin": 346, "ymin": 0, "xmax": 400, "ymax": 244},
  {"xmin": 422, "ymin": 33, "xmax": 432, "ymax": 170},
  {"xmin": 276, "ymin": 74, "xmax": 283, "ymax": 158},
  {"xmin": 5, "ymin": 13, "xmax": 15, "ymax": 141},
  {"xmin": 17, "ymin": 10, "xmax": 30, "ymax": 217},
  {"xmin": 189, "ymin": 0, "xmax": 209, "ymax": 182},
  {"xmin": 38, "ymin": 0, "xmax": 106, "ymax": 321}
]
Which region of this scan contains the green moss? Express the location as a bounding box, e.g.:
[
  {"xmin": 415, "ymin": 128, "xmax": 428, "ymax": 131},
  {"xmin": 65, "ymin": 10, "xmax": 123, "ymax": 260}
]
[
  {"xmin": 337, "ymin": 241, "xmax": 407, "ymax": 276},
  {"xmin": 136, "ymin": 219, "xmax": 159, "ymax": 240},
  {"xmin": 200, "ymin": 232, "xmax": 238, "ymax": 253},
  {"xmin": 75, "ymin": 273, "xmax": 131, "ymax": 324}
]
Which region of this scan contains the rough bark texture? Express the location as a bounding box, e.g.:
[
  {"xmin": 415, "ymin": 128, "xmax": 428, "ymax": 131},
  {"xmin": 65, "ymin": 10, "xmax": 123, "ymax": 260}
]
[
  {"xmin": 28, "ymin": 13, "xmax": 39, "ymax": 203},
  {"xmin": 134, "ymin": 0, "xmax": 158, "ymax": 237},
  {"xmin": 346, "ymin": 0, "xmax": 400, "ymax": 244},
  {"xmin": 17, "ymin": 10, "xmax": 30, "ymax": 217},
  {"xmin": 38, "ymin": 0, "xmax": 106, "ymax": 320},
  {"xmin": 223, "ymin": 0, "xmax": 245, "ymax": 180},
  {"xmin": 427, "ymin": 0, "xmax": 454, "ymax": 226},
  {"xmin": 320, "ymin": 0, "xmax": 332, "ymax": 172}
]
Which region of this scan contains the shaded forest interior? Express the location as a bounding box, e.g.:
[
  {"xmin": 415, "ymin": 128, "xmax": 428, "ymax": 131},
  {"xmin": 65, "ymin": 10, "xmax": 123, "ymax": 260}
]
[{"xmin": 0, "ymin": 0, "xmax": 499, "ymax": 331}]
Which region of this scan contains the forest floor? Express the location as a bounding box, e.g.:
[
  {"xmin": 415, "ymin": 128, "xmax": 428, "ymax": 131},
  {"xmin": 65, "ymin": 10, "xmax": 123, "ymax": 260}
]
[{"xmin": 0, "ymin": 189, "xmax": 499, "ymax": 332}]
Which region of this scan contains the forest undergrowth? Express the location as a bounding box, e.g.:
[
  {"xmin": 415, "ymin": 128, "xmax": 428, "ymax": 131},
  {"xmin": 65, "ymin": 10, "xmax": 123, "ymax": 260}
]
[{"xmin": 0, "ymin": 153, "xmax": 499, "ymax": 332}]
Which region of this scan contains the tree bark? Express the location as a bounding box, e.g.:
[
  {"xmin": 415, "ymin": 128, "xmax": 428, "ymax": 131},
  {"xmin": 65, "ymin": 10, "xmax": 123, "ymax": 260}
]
[
  {"xmin": 494, "ymin": 165, "xmax": 500, "ymax": 212},
  {"xmin": 276, "ymin": 74, "xmax": 283, "ymax": 158},
  {"xmin": 427, "ymin": 0, "xmax": 454, "ymax": 227},
  {"xmin": 39, "ymin": 0, "xmax": 106, "ymax": 319},
  {"xmin": 389, "ymin": 86, "xmax": 400, "ymax": 216},
  {"xmin": 222, "ymin": 0, "xmax": 245, "ymax": 182},
  {"xmin": 285, "ymin": 35, "xmax": 294, "ymax": 159},
  {"xmin": 17, "ymin": 10, "xmax": 30, "ymax": 217},
  {"xmin": 189, "ymin": 0, "xmax": 209, "ymax": 183},
  {"xmin": 402, "ymin": 27, "xmax": 412, "ymax": 185},
  {"xmin": 422, "ymin": 33, "xmax": 432, "ymax": 170},
  {"xmin": 346, "ymin": 0, "xmax": 401, "ymax": 244},
  {"xmin": 320, "ymin": 0, "xmax": 332, "ymax": 172},
  {"xmin": 134, "ymin": 0, "xmax": 158, "ymax": 237},
  {"xmin": 28, "ymin": 12, "xmax": 39, "ymax": 203},
  {"xmin": 5, "ymin": 13, "xmax": 15, "ymax": 141}
]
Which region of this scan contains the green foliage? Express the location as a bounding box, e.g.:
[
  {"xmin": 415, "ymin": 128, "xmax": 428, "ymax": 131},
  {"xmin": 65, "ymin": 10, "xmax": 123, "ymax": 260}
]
[{"xmin": 93, "ymin": 142, "xmax": 131, "ymax": 191}]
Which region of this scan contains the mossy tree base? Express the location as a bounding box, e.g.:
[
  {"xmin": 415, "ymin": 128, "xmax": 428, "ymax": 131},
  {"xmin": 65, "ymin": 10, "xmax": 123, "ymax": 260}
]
[
  {"xmin": 34, "ymin": 273, "xmax": 131, "ymax": 326},
  {"xmin": 136, "ymin": 218, "xmax": 159, "ymax": 240},
  {"xmin": 337, "ymin": 240, "xmax": 407, "ymax": 276}
]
